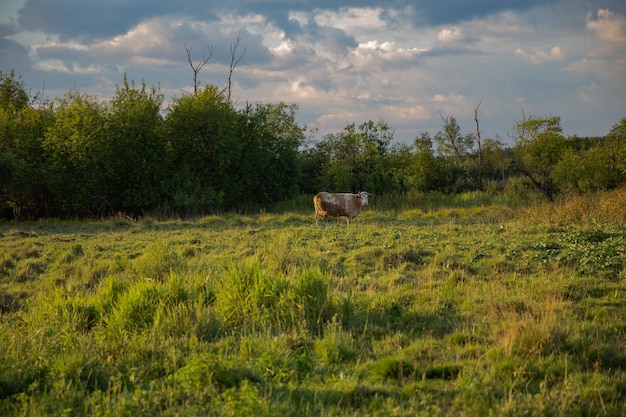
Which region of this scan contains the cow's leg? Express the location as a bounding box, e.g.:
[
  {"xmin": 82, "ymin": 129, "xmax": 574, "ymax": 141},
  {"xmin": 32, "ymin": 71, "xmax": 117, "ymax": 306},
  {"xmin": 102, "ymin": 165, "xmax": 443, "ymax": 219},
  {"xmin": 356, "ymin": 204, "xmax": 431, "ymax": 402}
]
[
  {"xmin": 346, "ymin": 216, "xmax": 351, "ymax": 225},
  {"xmin": 315, "ymin": 213, "xmax": 320, "ymax": 226}
]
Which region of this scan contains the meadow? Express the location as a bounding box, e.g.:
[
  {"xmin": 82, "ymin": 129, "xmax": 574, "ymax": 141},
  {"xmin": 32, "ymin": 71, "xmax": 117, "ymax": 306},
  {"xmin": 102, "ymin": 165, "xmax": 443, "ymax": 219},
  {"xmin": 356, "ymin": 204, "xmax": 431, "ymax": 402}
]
[{"xmin": 1, "ymin": 189, "xmax": 625, "ymax": 416}]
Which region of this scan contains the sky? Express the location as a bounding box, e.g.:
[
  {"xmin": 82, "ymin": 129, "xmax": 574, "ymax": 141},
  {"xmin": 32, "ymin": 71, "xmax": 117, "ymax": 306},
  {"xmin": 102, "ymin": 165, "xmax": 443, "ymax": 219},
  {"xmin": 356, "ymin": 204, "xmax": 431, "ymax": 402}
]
[{"xmin": 1, "ymin": 0, "xmax": 625, "ymax": 146}]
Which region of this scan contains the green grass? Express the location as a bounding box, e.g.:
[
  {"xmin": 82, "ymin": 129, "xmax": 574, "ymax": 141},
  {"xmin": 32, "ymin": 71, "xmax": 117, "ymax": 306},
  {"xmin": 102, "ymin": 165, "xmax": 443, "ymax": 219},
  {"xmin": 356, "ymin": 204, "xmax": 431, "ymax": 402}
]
[{"xmin": 1, "ymin": 188, "xmax": 625, "ymax": 416}]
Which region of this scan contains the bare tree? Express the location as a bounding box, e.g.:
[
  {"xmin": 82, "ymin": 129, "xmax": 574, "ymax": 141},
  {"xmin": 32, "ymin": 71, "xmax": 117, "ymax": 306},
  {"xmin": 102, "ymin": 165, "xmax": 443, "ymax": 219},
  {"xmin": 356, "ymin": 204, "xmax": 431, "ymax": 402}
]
[
  {"xmin": 474, "ymin": 102, "xmax": 483, "ymax": 165},
  {"xmin": 220, "ymin": 32, "xmax": 247, "ymax": 103},
  {"xmin": 185, "ymin": 43, "xmax": 213, "ymax": 94}
]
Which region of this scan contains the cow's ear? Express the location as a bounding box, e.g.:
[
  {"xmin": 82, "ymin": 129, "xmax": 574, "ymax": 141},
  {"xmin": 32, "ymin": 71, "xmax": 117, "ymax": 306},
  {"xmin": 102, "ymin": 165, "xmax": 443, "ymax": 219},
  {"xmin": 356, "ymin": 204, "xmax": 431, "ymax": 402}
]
[{"xmin": 356, "ymin": 194, "xmax": 361, "ymax": 199}]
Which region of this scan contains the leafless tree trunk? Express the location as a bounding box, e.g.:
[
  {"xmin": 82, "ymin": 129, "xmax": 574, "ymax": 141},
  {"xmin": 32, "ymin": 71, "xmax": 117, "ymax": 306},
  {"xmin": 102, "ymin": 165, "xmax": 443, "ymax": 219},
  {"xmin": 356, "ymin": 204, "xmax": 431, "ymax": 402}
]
[
  {"xmin": 474, "ymin": 102, "xmax": 483, "ymax": 165},
  {"xmin": 185, "ymin": 43, "xmax": 213, "ymax": 94},
  {"xmin": 220, "ymin": 32, "xmax": 246, "ymax": 103}
]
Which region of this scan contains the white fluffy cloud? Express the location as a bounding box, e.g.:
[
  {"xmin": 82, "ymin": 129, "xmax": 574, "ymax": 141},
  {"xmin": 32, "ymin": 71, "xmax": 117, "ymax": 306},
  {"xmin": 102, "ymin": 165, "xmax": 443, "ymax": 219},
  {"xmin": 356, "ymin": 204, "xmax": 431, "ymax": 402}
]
[
  {"xmin": 515, "ymin": 45, "xmax": 565, "ymax": 64},
  {"xmin": 586, "ymin": 8, "xmax": 626, "ymax": 43},
  {"xmin": 437, "ymin": 27, "xmax": 464, "ymax": 43}
]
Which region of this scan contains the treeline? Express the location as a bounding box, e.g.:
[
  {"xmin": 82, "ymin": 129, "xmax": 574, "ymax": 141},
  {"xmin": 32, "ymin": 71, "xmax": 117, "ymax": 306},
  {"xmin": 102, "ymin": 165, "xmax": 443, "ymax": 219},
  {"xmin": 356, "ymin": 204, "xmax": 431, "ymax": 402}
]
[{"xmin": 1, "ymin": 70, "xmax": 625, "ymax": 219}]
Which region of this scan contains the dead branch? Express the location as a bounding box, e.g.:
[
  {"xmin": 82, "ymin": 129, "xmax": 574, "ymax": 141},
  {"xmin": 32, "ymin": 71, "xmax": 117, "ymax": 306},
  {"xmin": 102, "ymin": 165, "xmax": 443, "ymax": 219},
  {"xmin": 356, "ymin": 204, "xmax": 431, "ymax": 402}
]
[
  {"xmin": 185, "ymin": 43, "xmax": 213, "ymax": 94},
  {"xmin": 474, "ymin": 102, "xmax": 483, "ymax": 165},
  {"xmin": 221, "ymin": 32, "xmax": 246, "ymax": 102}
]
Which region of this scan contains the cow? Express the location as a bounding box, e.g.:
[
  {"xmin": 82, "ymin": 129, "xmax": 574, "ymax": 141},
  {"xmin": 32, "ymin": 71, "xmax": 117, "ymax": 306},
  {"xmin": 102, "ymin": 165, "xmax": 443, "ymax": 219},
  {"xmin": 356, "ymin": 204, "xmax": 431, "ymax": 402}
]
[{"xmin": 313, "ymin": 191, "xmax": 371, "ymax": 226}]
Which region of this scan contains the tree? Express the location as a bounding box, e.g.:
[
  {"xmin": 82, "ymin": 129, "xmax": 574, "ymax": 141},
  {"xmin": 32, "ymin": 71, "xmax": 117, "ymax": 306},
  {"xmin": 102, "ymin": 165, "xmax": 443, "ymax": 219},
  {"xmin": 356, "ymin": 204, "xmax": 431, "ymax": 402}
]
[
  {"xmin": 481, "ymin": 136, "xmax": 510, "ymax": 182},
  {"xmin": 553, "ymin": 118, "xmax": 626, "ymax": 193},
  {"xmin": 316, "ymin": 119, "xmax": 394, "ymax": 193},
  {"xmin": 606, "ymin": 117, "xmax": 626, "ymax": 175},
  {"xmin": 104, "ymin": 76, "xmax": 166, "ymax": 213},
  {"xmin": 185, "ymin": 34, "xmax": 246, "ymax": 102},
  {"xmin": 42, "ymin": 90, "xmax": 107, "ymax": 215},
  {"xmin": 236, "ymin": 102, "xmax": 305, "ymax": 205},
  {"xmin": 185, "ymin": 43, "xmax": 213, "ymax": 95},
  {"xmin": 163, "ymin": 85, "xmax": 240, "ymax": 212},
  {"xmin": 512, "ymin": 115, "xmax": 567, "ymax": 202},
  {"xmin": 0, "ymin": 70, "xmax": 54, "ymax": 218},
  {"xmin": 0, "ymin": 70, "xmax": 29, "ymax": 114},
  {"xmin": 473, "ymin": 102, "xmax": 483, "ymax": 165},
  {"xmin": 406, "ymin": 131, "xmax": 444, "ymax": 192},
  {"xmin": 222, "ymin": 32, "xmax": 246, "ymax": 103},
  {"xmin": 434, "ymin": 115, "xmax": 473, "ymax": 163},
  {"xmin": 383, "ymin": 142, "xmax": 413, "ymax": 194}
]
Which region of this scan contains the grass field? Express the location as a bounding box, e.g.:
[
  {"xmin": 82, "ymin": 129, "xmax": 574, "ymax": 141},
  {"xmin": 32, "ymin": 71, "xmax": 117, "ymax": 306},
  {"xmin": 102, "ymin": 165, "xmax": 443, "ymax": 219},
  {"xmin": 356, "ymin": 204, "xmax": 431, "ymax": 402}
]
[{"xmin": 1, "ymin": 189, "xmax": 625, "ymax": 416}]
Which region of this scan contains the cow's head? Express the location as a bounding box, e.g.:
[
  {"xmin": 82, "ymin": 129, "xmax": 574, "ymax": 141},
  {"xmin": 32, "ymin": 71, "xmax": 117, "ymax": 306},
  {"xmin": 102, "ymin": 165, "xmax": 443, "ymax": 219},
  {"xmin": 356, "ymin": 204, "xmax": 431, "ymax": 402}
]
[{"xmin": 358, "ymin": 191, "xmax": 371, "ymax": 206}]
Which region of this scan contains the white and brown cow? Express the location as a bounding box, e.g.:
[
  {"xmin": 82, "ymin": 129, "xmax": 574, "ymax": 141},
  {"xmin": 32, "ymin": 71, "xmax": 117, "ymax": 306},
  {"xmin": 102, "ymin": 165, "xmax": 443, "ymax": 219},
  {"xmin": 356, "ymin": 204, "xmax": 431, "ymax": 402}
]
[{"xmin": 313, "ymin": 191, "xmax": 371, "ymax": 225}]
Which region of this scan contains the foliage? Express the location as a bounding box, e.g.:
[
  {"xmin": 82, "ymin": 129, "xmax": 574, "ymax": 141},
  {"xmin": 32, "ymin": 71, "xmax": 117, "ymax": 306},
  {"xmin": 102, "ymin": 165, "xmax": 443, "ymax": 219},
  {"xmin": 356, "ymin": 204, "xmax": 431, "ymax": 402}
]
[
  {"xmin": 0, "ymin": 71, "xmax": 53, "ymax": 218},
  {"xmin": 162, "ymin": 85, "xmax": 238, "ymax": 212},
  {"xmin": 162, "ymin": 89, "xmax": 306, "ymax": 213},
  {"xmin": 434, "ymin": 115, "xmax": 474, "ymax": 163},
  {"xmin": 305, "ymin": 119, "xmax": 396, "ymax": 193},
  {"xmin": 512, "ymin": 115, "xmax": 567, "ymax": 201},
  {"xmin": 104, "ymin": 76, "xmax": 166, "ymax": 212},
  {"xmin": 399, "ymin": 132, "xmax": 446, "ymax": 192},
  {"xmin": 0, "ymin": 70, "xmax": 29, "ymax": 113},
  {"xmin": 235, "ymin": 102, "xmax": 305, "ymax": 206},
  {"xmin": 42, "ymin": 90, "xmax": 107, "ymax": 215},
  {"xmin": 607, "ymin": 117, "xmax": 626, "ymax": 176},
  {"xmin": 0, "ymin": 69, "xmax": 625, "ymax": 219}
]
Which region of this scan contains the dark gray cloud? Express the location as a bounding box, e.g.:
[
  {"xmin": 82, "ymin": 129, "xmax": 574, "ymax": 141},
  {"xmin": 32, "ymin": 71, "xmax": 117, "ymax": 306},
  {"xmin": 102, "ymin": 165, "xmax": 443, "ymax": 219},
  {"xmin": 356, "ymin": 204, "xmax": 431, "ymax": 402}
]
[
  {"xmin": 295, "ymin": 18, "xmax": 358, "ymax": 58},
  {"xmin": 0, "ymin": 37, "xmax": 32, "ymax": 74},
  {"xmin": 17, "ymin": 0, "xmax": 218, "ymax": 41},
  {"xmin": 407, "ymin": 0, "xmax": 559, "ymax": 25},
  {"xmin": 13, "ymin": 0, "xmax": 626, "ymax": 42},
  {"xmin": 13, "ymin": 0, "xmax": 585, "ymax": 42},
  {"xmin": 0, "ymin": 21, "xmax": 19, "ymax": 38}
]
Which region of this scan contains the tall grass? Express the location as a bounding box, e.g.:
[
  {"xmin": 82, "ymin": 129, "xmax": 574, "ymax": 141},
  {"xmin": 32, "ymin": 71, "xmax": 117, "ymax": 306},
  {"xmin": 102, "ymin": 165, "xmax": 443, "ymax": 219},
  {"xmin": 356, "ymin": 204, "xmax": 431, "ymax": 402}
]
[{"xmin": 0, "ymin": 189, "xmax": 624, "ymax": 416}]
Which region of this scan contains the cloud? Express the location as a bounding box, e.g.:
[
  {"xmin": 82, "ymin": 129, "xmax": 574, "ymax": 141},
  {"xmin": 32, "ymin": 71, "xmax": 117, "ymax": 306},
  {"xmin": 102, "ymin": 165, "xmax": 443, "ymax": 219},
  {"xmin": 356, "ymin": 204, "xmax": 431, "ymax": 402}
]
[
  {"xmin": 566, "ymin": 8, "xmax": 626, "ymax": 91},
  {"xmin": 315, "ymin": 7, "xmax": 387, "ymax": 34},
  {"xmin": 12, "ymin": 1, "xmax": 564, "ymax": 46},
  {"xmin": 92, "ymin": 17, "xmax": 195, "ymax": 64},
  {"xmin": 403, "ymin": 0, "xmax": 562, "ymax": 26},
  {"xmin": 17, "ymin": 0, "xmax": 218, "ymax": 41},
  {"xmin": 355, "ymin": 40, "xmax": 426, "ymax": 66},
  {"xmin": 586, "ymin": 8, "xmax": 626, "ymax": 43},
  {"xmin": 437, "ymin": 26, "xmax": 464, "ymax": 43},
  {"xmin": 27, "ymin": 15, "xmax": 275, "ymax": 76},
  {"xmin": 515, "ymin": 45, "xmax": 565, "ymax": 64},
  {"xmin": 381, "ymin": 102, "xmax": 430, "ymax": 121},
  {"xmin": 428, "ymin": 92, "xmax": 473, "ymax": 117},
  {"xmin": 0, "ymin": 37, "xmax": 33, "ymax": 74},
  {"xmin": 3, "ymin": 0, "xmax": 626, "ymax": 144},
  {"xmin": 0, "ymin": 21, "xmax": 19, "ymax": 38},
  {"xmin": 565, "ymin": 56, "xmax": 626, "ymax": 91}
]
